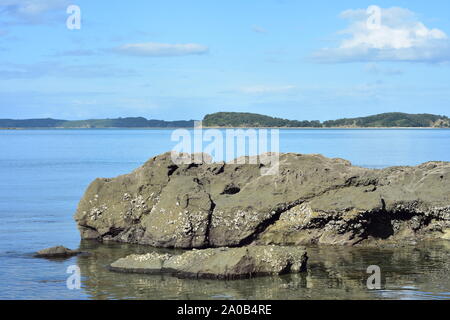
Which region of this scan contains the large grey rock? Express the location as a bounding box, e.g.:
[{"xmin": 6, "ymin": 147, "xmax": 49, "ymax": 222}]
[
  {"xmin": 109, "ymin": 245, "xmax": 308, "ymax": 279},
  {"xmin": 75, "ymin": 152, "xmax": 450, "ymax": 247}
]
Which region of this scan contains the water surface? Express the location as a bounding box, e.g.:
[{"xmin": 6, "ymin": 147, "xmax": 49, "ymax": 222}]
[{"xmin": 0, "ymin": 129, "xmax": 449, "ymax": 300}]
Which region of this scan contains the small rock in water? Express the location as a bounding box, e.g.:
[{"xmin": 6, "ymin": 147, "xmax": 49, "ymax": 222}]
[
  {"xmin": 35, "ymin": 246, "xmax": 81, "ymax": 259},
  {"xmin": 110, "ymin": 245, "xmax": 308, "ymax": 280}
]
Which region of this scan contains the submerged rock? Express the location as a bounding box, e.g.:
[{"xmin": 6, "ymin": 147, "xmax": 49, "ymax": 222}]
[
  {"xmin": 109, "ymin": 246, "xmax": 308, "ymax": 280},
  {"xmin": 75, "ymin": 152, "xmax": 450, "ymax": 248},
  {"xmin": 35, "ymin": 246, "xmax": 81, "ymax": 259}
]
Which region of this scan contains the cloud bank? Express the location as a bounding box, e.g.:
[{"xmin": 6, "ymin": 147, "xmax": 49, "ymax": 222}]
[
  {"xmin": 0, "ymin": 0, "xmax": 69, "ymax": 24},
  {"xmin": 113, "ymin": 42, "xmax": 209, "ymax": 57},
  {"xmin": 313, "ymin": 6, "xmax": 450, "ymax": 63}
]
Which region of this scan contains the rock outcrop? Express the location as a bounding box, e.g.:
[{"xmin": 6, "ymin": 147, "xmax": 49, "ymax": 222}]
[
  {"xmin": 109, "ymin": 245, "xmax": 307, "ymax": 279},
  {"xmin": 35, "ymin": 246, "xmax": 81, "ymax": 259},
  {"xmin": 75, "ymin": 152, "xmax": 450, "ymax": 248}
]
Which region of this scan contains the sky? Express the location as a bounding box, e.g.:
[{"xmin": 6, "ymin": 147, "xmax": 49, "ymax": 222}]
[{"xmin": 0, "ymin": 0, "xmax": 450, "ymax": 121}]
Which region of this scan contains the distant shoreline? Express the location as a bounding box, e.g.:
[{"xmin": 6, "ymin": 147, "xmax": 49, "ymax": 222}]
[
  {"xmin": 202, "ymin": 126, "xmax": 450, "ymax": 130},
  {"xmin": 1, "ymin": 112, "xmax": 449, "ymax": 129},
  {"xmin": 202, "ymin": 112, "xmax": 450, "ymax": 129},
  {"xmin": 0, "ymin": 127, "xmax": 191, "ymax": 130},
  {"xmin": 0, "ymin": 127, "xmax": 24, "ymax": 130},
  {"xmin": 1, "ymin": 126, "xmax": 449, "ymax": 130}
]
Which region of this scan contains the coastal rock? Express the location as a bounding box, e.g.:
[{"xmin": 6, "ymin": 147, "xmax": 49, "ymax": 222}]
[
  {"xmin": 75, "ymin": 240, "xmax": 450, "ymax": 299},
  {"xmin": 35, "ymin": 246, "xmax": 81, "ymax": 259},
  {"xmin": 75, "ymin": 152, "xmax": 450, "ymax": 248},
  {"xmin": 109, "ymin": 245, "xmax": 308, "ymax": 279}
]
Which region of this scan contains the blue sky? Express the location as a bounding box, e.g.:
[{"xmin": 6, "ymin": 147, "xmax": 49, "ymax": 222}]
[{"xmin": 0, "ymin": 0, "xmax": 450, "ymax": 121}]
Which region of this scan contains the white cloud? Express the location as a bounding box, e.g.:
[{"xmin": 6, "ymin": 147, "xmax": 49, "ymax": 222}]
[
  {"xmin": 313, "ymin": 6, "xmax": 450, "ymax": 63},
  {"xmin": 0, "ymin": 0, "xmax": 69, "ymax": 24},
  {"xmin": 113, "ymin": 42, "xmax": 209, "ymax": 57},
  {"xmin": 238, "ymin": 85, "xmax": 297, "ymax": 94}
]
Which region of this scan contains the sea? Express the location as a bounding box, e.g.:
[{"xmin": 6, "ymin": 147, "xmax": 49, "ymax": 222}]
[{"xmin": 0, "ymin": 128, "xmax": 449, "ymax": 300}]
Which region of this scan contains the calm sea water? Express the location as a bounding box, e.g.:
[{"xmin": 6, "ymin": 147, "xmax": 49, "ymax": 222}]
[{"xmin": 0, "ymin": 129, "xmax": 449, "ymax": 300}]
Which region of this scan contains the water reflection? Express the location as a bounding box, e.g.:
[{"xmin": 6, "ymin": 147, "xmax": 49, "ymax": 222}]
[{"xmin": 76, "ymin": 241, "xmax": 450, "ymax": 300}]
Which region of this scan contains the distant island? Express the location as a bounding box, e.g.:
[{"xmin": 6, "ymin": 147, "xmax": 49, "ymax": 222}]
[
  {"xmin": 1, "ymin": 112, "xmax": 449, "ymax": 129},
  {"xmin": 0, "ymin": 117, "xmax": 195, "ymax": 129},
  {"xmin": 203, "ymin": 112, "xmax": 450, "ymax": 128}
]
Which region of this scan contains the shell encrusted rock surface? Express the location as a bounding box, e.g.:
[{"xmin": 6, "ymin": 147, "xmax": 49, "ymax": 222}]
[{"xmin": 109, "ymin": 245, "xmax": 308, "ymax": 279}]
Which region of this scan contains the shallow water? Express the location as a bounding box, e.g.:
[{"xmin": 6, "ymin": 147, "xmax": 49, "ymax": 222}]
[
  {"xmin": 0, "ymin": 129, "xmax": 449, "ymax": 300},
  {"xmin": 3, "ymin": 241, "xmax": 449, "ymax": 300}
]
